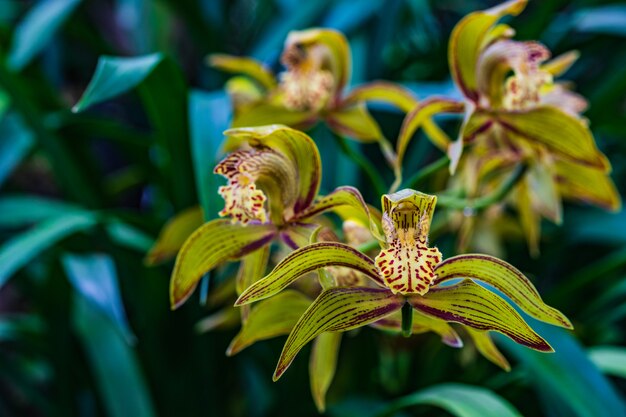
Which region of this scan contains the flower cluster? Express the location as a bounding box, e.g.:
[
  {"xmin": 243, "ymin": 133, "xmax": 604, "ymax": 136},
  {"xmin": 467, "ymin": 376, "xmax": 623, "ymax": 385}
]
[{"xmin": 146, "ymin": 0, "xmax": 620, "ymax": 412}]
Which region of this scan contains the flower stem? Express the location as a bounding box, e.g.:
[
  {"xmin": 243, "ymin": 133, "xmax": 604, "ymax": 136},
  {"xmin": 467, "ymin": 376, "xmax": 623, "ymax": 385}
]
[
  {"xmin": 332, "ymin": 133, "xmax": 387, "ymax": 197},
  {"xmin": 437, "ymin": 164, "xmax": 527, "ymax": 211},
  {"xmin": 401, "ymin": 302, "xmax": 412, "ymax": 338}
]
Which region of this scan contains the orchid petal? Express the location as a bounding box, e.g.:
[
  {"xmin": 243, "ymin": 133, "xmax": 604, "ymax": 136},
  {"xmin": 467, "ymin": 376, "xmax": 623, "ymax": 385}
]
[
  {"xmin": 195, "ymin": 307, "xmax": 241, "ymax": 333},
  {"xmin": 542, "ymin": 50, "xmax": 580, "ymax": 77},
  {"xmin": 517, "ymin": 172, "xmax": 542, "ymax": 256},
  {"xmin": 208, "ymin": 54, "xmax": 276, "ymax": 90},
  {"xmin": 226, "ymin": 290, "xmax": 311, "ymax": 356},
  {"xmin": 236, "ymin": 246, "xmax": 270, "ymax": 321},
  {"xmin": 231, "ymin": 103, "xmax": 316, "ymax": 130},
  {"xmin": 465, "ymin": 328, "xmax": 511, "ymax": 371},
  {"xmin": 310, "ymin": 332, "xmax": 342, "ymax": 412},
  {"xmin": 410, "ymin": 279, "xmax": 552, "ymax": 352},
  {"xmin": 555, "ymin": 158, "xmax": 621, "ymax": 211},
  {"xmin": 326, "ymin": 102, "xmax": 383, "ymax": 143},
  {"xmin": 145, "ymin": 206, "xmax": 204, "ymax": 265},
  {"xmin": 434, "ymin": 253, "xmax": 572, "ymax": 329},
  {"xmin": 274, "ymin": 287, "xmax": 403, "ymax": 380},
  {"xmin": 235, "ymin": 242, "xmax": 383, "ymax": 306},
  {"xmin": 342, "ymin": 81, "xmax": 418, "ymax": 112},
  {"xmin": 449, "ymin": 0, "xmax": 527, "ymax": 101},
  {"xmin": 170, "ymin": 219, "xmax": 276, "ymax": 309},
  {"xmin": 224, "ymin": 125, "xmax": 322, "ymax": 214}
]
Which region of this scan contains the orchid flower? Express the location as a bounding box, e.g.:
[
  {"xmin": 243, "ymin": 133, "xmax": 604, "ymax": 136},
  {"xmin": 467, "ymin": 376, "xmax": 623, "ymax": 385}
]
[
  {"xmin": 210, "ymin": 28, "xmax": 423, "ymax": 170},
  {"xmin": 235, "ymin": 189, "xmax": 572, "ymax": 380},
  {"xmin": 168, "ymin": 125, "xmax": 377, "ymax": 309},
  {"xmin": 395, "ymin": 0, "xmax": 620, "ymax": 253}
]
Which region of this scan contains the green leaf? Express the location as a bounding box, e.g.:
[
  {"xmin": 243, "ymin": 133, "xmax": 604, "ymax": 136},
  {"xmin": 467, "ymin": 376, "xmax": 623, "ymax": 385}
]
[
  {"xmin": 72, "ymin": 54, "xmax": 163, "ymax": 112},
  {"xmin": 588, "ymin": 346, "xmax": 626, "ymax": 378},
  {"xmin": 73, "ymin": 296, "xmax": 156, "ymax": 417},
  {"xmin": 227, "ymin": 290, "xmax": 311, "ymax": 356},
  {"xmin": 434, "ymin": 254, "xmax": 572, "ymax": 329},
  {"xmin": 574, "ymin": 5, "xmax": 626, "ymax": 37},
  {"xmin": 63, "ymin": 253, "xmax": 135, "ymax": 344},
  {"xmin": 7, "ymin": 0, "xmax": 82, "ymax": 71},
  {"xmin": 0, "ymin": 194, "xmax": 85, "ymax": 228},
  {"xmin": 410, "ymin": 280, "xmax": 552, "ymax": 352},
  {"xmin": 377, "ymin": 383, "xmax": 522, "ymax": 417},
  {"xmin": 235, "ymin": 242, "xmax": 383, "ymax": 306},
  {"xmin": 500, "ymin": 325, "xmax": 626, "ymax": 417},
  {"xmin": 170, "ymin": 219, "xmax": 276, "ymax": 309},
  {"xmin": 188, "ymin": 90, "xmax": 231, "ymax": 219},
  {"xmin": 0, "ymin": 213, "xmax": 97, "ymax": 290},
  {"xmin": 274, "ymin": 287, "xmax": 403, "ymax": 380},
  {"xmin": 0, "ymin": 113, "xmax": 35, "ymax": 187}
]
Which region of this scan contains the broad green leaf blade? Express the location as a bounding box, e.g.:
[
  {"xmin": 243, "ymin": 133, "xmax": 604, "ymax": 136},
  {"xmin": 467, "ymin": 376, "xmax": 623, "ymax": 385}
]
[
  {"xmin": 170, "ymin": 219, "xmax": 276, "ymax": 309},
  {"xmin": 73, "ymin": 54, "xmax": 163, "ymax": 112},
  {"xmin": 274, "ymin": 287, "xmax": 403, "ymax": 380},
  {"xmin": 73, "ymin": 296, "xmax": 156, "ymax": 417},
  {"xmin": 434, "ymin": 254, "xmax": 572, "ymax": 329},
  {"xmin": 588, "ymin": 346, "xmax": 626, "ymax": 378},
  {"xmin": 227, "ymin": 290, "xmax": 311, "ymax": 356},
  {"xmin": 326, "ymin": 103, "xmax": 383, "ymax": 143},
  {"xmin": 7, "ymin": 0, "xmax": 82, "ymax": 71},
  {"xmin": 63, "ymin": 253, "xmax": 135, "ymax": 343},
  {"xmin": 500, "ymin": 325, "xmax": 626, "ymax": 417},
  {"xmin": 224, "ymin": 125, "xmax": 321, "ymax": 214},
  {"xmin": 208, "ymin": 54, "xmax": 276, "ymax": 90},
  {"xmin": 145, "ymin": 206, "xmax": 204, "ymax": 265},
  {"xmin": 0, "ymin": 113, "xmax": 34, "ymax": 187},
  {"xmin": 448, "ymin": 0, "xmax": 527, "ymax": 101},
  {"xmin": 310, "ymin": 332, "xmax": 342, "ymax": 413},
  {"xmin": 411, "ymin": 280, "xmax": 552, "ymax": 352},
  {"xmin": 0, "ymin": 213, "xmax": 97, "ymax": 289},
  {"xmin": 235, "ymin": 242, "xmax": 382, "ymax": 306},
  {"xmin": 378, "ymin": 383, "xmax": 522, "ymax": 417},
  {"xmin": 189, "ymin": 90, "xmax": 231, "ymax": 219},
  {"xmin": 493, "ymin": 107, "xmax": 610, "ymax": 171}
]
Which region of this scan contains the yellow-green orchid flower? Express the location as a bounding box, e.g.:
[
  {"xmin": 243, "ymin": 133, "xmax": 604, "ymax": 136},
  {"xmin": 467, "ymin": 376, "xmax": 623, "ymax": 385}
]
[
  {"xmin": 396, "ymin": 0, "xmax": 620, "ymax": 253},
  {"xmin": 169, "ymin": 125, "xmax": 378, "ymax": 309},
  {"xmin": 210, "ymin": 28, "xmax": 419, "ymax": 167},
  {"xmin": 235, "ymin": 189, "xmax": 572, "ymax": 380}
]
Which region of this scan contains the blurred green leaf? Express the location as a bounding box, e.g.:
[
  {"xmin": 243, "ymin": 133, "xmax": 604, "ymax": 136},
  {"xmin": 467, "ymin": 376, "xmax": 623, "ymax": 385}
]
[
  {"xmin": 73, "ymin": 295, "xmax": 156, "ymax": 417},
  {"xmin": 0, "ymin": 113, "xmax": 34, "ymax": 187},
  {"xmin": 566, "ymin": 209, "xmax": 626, "ymax": 245},
  {"xmin": 63, "ymin": 253, "xmax": 135, "ymax": 344},
  {"xmin": 7, "ymin": 0, "xmax": 82, "ymax": 70},
  {"xmin": 72, "ymin": 54, "xmax": 163, "ymax": 113},
  {"xmin": 0, "ymin": 194, "xmax": 85, "ymax": 228},
  {"xmin": 0, "ymin": 212, "xmax": 97, "ymax": 289},
  {"xmin": 500, "ymin": 325, "xmax": 626, "ymax": 417},
  {"xmin": 0, "ymin": 314, "xmax": 44, "ymax": 342},
  {"xmin": 588, "ymin": 346, "xmax": 626, "ymax": 379},
  {"xmin": 574, "ymin": 5, "xmax": 626, "ymax": 37},
  {"xmin": 375, "ymin": 383, "xmax": 522, "ymax": 417},
  {"xmin": 105, "ymin": 221, "xmax": 154, "ymax": 253},
  {"xmin": 188, "ymin": 90, "xmax": 230, "ymax": 220}
]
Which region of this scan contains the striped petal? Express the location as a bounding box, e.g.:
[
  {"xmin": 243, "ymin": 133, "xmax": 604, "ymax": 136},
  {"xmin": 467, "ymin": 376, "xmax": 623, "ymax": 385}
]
[
  {"xmin": 465, "ymin": 327, "xmax": 511, "ymax": 371},
  {"xmin": 371, "ymin": 310, "xmax": 463, "ymax": 348},
  {"xmin": 309, "ymin": 332, "xmax": 342, "ymax": 412},
  {"xmin": 145, "ymin": 206, "xmax": 204, "ymax": 265},
  {"xmin": 274, "ymin": 287, "xmax": 403, "ymax": 380},
  {"xmin": 410, "ymin": 279, "xmax": 553, "ymax": 352},
  {"xmin": 326, "ymin": 102, "xmax": 383, "ymax": 143},
  {"xmin": 342, "ymin": 81, "xmax": 418, "ymax": 112},
  {"xmin": 224, "ymin": 125, "xmax": 321, "ymax": 215},
  {"xmin": 236, "ymin": 245, "xmax": 270, "ymax": 321},
  {"xmin": 449, "ymin": 0, "xmax": 527, "ymax": 102},
  {"xmin": 235, "ymin": 242, "xmax": 383, "ymax": 306},
  {"xmin": 226, "ymin": 290, "xmax": 311, "ymax": 356},
  {"xmin": 170, "ymin": 219, "xmax": 276, "ymax": 309},
  {"xmin": 208, "ymin": 54, "xmax": 276, "ymax": 90},
  {"xmin": 434, "ymin": 254, "xmax": 572, "ymax": 329},
  {"xmin": 555, "ymin": 158, "xmax": 621, "ymax": 211}
]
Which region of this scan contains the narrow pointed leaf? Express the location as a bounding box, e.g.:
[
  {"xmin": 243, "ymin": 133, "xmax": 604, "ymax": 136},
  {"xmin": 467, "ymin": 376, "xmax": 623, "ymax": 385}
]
[
  {"xmin": 493, "ymin": 107, "xmax": 610, "ymax": 170},
  {"xmin": 465, "ymin": 328, "xmax": 511, "ymax": 371},
  {"xmin": 170, "ymin": 219, "xmax": 276, "ymax": 309},
  {"xmin": 378, "ymin": 383, "xmax": 522, "ymax": 417},
  {"xmin": 145, "ymin": 206, "xmax": 204, "ymax": 265},
  {"xmin": 310, "ymin": 332, "xmax": 342, "ymax": 412},
  {"xmin": 208, "ymin": 54, "xmax": 276, "ymax": 90},
  {"xmin": 588, "ymin": 346, "xmax": 626, "ymax": 378},
  {"xmin": 274, "ymin": 287, "xmax": 403, "ymax": 380},
  {"xmin": 227, "ymin": 290, "xmax": 311, "ymax": 356},
  {"xmin": 411, "ymin": 280, "xmax": 552, "ymax": 352},
  {"xmin": 0, "ymin": 194, "xmax": 84, "ymax": 228},
  {"xmin": 0, "ymin": 113, "xmax": 35, "ymax": 187},
  {"xmin": 236, "ymin": 242, "xmax": 383, "ymax": 306},
  {"xmin": 434, "ymin": 254, "xmax": 572, "ymax": 329},
  {"xmin": 0, "ymin": 213, "xmax": 97, "ymax": 290}
]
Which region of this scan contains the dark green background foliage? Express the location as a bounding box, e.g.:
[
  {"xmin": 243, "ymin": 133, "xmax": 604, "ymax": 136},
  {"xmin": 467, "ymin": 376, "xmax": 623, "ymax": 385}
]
[{"xmin": 1, "ymin": 1, "xmax": 625, "ymax": 416}]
